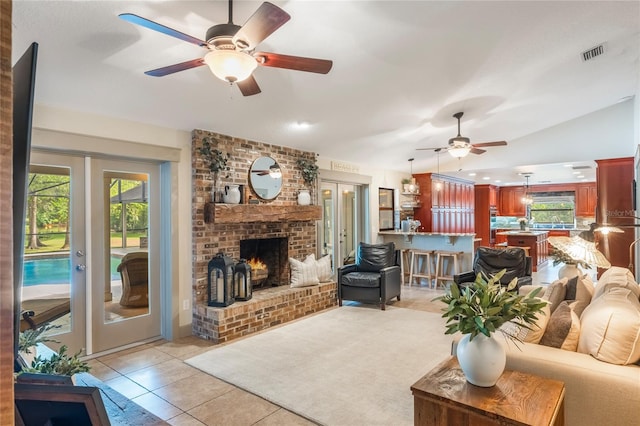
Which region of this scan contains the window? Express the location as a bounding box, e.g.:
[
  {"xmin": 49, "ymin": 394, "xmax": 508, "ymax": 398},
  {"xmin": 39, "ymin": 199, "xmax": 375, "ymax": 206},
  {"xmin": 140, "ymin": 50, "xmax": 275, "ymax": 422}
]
[{"xmin": 529, "ymin": 192, "xmax": 575, "ymax": 227}]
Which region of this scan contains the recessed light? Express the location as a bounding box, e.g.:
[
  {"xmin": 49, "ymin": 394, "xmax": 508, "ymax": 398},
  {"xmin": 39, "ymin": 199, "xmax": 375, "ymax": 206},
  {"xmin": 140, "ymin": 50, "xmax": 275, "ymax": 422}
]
[
  {"xmin": 468, "ymin": 172, "xmax": 476, "ymax": 176},
  {"xmin": 494, "ymin": 180, "xmax": 501, "ymax": 183},
  {"xmin": 482, "ymin": 176, "xmax": 490, "ymax": 180},
  {"xmin": 290, "ymin": 121, "xmax": 311, "ymax": 130}
]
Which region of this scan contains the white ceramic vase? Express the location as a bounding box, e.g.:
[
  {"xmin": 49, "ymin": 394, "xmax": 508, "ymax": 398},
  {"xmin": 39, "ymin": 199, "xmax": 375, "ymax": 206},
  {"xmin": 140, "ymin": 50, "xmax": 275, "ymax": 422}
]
[
  {"xmin": 297, "ymin": 189, "xmax": 311, "ymax": 205},
  {"xmin": 558, "ymin": 263, "xmax": 581, "ymax": 280},
  {"xmin": 456, "ymin": 333, "xmax": 506, "ymax": 387},
  {"xmin": 223, "ymin": 185, "xmax": 241, "ymax": 204}
]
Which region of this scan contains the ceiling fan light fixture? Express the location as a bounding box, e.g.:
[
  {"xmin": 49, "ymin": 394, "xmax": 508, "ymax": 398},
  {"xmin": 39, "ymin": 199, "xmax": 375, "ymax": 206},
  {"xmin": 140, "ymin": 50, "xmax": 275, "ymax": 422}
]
[
  {"xmin": 448, "ymin": 146, "xmax": 471, "ymax": 158},
  {"xmin": 204, "ymin": 49, "xmax": 257, "ymax": 83}
]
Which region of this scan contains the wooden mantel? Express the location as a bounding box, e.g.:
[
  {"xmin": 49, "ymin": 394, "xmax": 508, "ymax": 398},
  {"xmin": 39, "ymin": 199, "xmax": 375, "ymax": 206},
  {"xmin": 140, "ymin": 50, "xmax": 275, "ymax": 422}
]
[{"xmin": 204, "ymin": 203, "xmax": 322, "ymax": 224}]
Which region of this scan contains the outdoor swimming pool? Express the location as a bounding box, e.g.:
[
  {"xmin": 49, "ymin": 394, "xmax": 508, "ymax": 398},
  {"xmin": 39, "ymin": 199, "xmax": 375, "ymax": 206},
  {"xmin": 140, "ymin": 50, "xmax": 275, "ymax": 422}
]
[{"xmin": 23, "ymin": 256, "xmax": 122, "ymax": 286}]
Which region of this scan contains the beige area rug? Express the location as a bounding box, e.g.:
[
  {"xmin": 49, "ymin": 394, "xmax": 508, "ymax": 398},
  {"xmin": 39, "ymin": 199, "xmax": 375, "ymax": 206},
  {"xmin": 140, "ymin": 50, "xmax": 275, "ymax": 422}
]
[{"xmin": 185, "ymin": 306, "xmax": 452, "ymax": 426}]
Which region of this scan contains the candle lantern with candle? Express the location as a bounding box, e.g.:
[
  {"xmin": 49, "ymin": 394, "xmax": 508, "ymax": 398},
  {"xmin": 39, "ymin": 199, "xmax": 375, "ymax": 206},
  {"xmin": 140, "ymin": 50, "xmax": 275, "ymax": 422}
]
[
  {"xmin": 207, "ymin": 252, "xmax": 235, "ymax": 307},
  {"xmin": 234, "ymin": 259, "xmax": 252, "ymax": 301}
]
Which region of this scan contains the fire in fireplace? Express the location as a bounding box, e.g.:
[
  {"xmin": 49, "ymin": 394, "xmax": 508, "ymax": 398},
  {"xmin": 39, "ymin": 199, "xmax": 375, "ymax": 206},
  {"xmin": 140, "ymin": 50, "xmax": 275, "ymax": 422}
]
[
  {"xmin": 247, "ymin": 257, "xmax": 269, "ymax": 287},
  {"xmin": 240, "ymin": 237, "xmax": 288, "ymax": 289}
]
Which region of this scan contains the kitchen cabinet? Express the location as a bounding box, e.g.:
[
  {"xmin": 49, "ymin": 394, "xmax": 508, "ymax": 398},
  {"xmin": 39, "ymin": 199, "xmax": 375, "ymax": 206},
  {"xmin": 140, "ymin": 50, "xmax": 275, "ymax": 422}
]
[
  {"xmin": 474, "ymin": 184, "xmax": 498, "ymax": 247},
  {"xmin": 575, "ymin": 183, "xmax": 597, "ymax": 216},
  {"xmin": 412, "ymin": 173, "xmax": 474, "ymax": 234},
  {"xmin": 497, "ymin": 231, "xmax": 549, "ymax": 272},
  {"xmin": 499, "ymin": 186, "xmax": 526, "ymax": 217}
]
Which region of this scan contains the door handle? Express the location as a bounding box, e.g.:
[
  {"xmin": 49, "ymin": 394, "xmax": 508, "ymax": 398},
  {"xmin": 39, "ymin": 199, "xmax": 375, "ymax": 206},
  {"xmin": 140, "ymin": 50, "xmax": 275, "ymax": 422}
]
[{"xmin": 75, "ymin": 264, "xmax": 86, "ymax": 272}]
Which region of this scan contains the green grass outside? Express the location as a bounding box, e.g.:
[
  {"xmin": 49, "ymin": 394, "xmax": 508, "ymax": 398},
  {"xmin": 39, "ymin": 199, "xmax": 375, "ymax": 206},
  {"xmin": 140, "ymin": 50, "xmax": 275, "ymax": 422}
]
[{"xmin": 25, "ymin": 231, "xmax": 147, "ymax": 254}]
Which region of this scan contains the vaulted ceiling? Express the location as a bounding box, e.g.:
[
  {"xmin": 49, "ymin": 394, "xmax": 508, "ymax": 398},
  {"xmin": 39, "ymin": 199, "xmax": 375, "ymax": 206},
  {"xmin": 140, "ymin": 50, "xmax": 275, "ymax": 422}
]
[{"xmin": 12, "ymin": 1, "xmax": 640, "ymax": 184}]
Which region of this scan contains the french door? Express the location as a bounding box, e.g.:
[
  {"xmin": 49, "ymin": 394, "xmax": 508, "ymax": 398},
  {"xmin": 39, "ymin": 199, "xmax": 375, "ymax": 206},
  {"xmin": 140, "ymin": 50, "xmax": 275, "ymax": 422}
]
[
  {"xmin": 319, "ymin": 182, "xmax": 363, "ymax": 272},
  {"xmin": 25, "ymin": 152, "xmax": 86, "ymax": 353},
  {"xmin": 90, "ymin": 158, "xmax": 161, "ymax": 353},
  {"xmin": 24, "ymin": 152, "xmax": 161, "ymax": 355}
]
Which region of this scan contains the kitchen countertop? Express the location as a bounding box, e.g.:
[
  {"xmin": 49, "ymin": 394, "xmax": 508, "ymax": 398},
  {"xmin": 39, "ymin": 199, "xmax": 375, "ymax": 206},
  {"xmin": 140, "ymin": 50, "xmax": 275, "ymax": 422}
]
[
  {"xmin": 379, "ymin": 231, "xmax": 477, "ymax": 237},
  {"xmin": 495, "ymin": 230, "xmax": 549, "ymax": 236}
]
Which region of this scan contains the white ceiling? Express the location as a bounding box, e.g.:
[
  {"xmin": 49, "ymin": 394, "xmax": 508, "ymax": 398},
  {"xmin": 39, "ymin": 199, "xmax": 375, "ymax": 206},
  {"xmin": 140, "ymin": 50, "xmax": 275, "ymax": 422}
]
[{"xmin": 11, "ymin": 1, "xmax": 640, "ymax": 185}]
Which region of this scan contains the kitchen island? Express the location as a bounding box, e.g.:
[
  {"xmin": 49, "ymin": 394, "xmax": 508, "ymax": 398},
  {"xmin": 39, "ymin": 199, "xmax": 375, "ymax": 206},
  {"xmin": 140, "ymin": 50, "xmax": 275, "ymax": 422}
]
[
  {"xmin": 495, "ymin": 230, "xmax": 549, "ymax": 272},
  {"xmin": 379, "ymin": 231, "xmax": 479, "ymax": 272}
]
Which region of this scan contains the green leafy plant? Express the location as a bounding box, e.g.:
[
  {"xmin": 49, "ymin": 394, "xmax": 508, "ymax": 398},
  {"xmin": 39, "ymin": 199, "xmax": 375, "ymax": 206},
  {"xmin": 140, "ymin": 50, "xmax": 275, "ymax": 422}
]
[
  {"xmin": 18, "ymin": 323, "xmax": 61, "ymax": 354},
  {"xmin": 199, "ymin": 137, "xmax": 231, "ymax": 178},
  {"xmin": 434, "ymin": 270, "xmax": 547, "ymax": 343},
  {"xmin": 549, "ymin": 246, "xmax": 591, "ymax": 269},
  {"xmin": 296, "ymin": 156, "xmax": 319, "ymax": 188},
  {"xmin": 22, "ymin": 345, "xmax": 91, "ymax": 376},
  {"xmin": 401, "ymin": 178, "xmax": 411, "ymax": 185}
]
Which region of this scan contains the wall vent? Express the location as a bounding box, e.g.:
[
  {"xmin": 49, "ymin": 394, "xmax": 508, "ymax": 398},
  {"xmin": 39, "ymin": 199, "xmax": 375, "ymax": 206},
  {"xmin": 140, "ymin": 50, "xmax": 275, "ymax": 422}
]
[
  {"xmin": 581, "ymin": 44, "xmax": 605, "ymax": 62},
  {"xmin": 572, "ymin": 165, "xmax": 591, "ymax": 170}
]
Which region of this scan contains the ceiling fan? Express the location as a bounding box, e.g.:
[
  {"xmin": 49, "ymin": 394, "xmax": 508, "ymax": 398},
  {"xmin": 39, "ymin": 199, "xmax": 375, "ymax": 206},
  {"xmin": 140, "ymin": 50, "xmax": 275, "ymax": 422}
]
[
  {"xmin": 119, "ymin": 0, "xmax": 333, "ymax": 96},
  {"xmin": 417, "ymin": 112, "xmax": 507, "ymax": 158}
]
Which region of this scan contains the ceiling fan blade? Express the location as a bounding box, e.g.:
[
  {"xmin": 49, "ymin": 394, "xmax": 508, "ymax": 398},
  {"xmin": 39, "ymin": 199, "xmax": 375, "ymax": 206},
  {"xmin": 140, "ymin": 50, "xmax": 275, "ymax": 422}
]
[
  {"xmin": 416, "ymin": 147, "xmax": 445, "ymax": 151},
  {"xmin": 237, "ymin": 74, "xmax": 261, "ymax": 96},
  {"xmin": 232, "ymin": 2, "xmax": 291, "ymax": 50},
  {"xmin": 144, "ymin": 58, "xmax": 205, "ymax": 77},
  {"xmin": 119, "ymin": 13, "xmax": 208, "ymax": 48},
  {"xmin": 255, "ymin": 52, "xmax": 333, "ymax": 74},
  {"xmin": 472, "ymin": 141, "xmax": 507, "ymax": 148},
  {"xmin": 470, "ymin": 147, "xmax": 487, "ymax": 155}
]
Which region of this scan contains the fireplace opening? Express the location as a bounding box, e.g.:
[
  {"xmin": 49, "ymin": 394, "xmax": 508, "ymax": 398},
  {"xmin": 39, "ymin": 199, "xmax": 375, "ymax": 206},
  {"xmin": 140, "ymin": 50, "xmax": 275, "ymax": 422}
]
[{"xmin": 240, "ymin": 237, "xmax": 288, "ymax": 290}]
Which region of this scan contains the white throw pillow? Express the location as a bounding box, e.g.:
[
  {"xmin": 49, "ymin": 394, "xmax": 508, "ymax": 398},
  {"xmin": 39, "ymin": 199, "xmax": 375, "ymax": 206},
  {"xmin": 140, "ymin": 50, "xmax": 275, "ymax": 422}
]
[
  {"xmin": 593, "ymin": 266, "xmax": 640, "ymax": 301},
  {"xmin": 290, "ymin": 257, "xmax": 319, "ymax": 288},
  {"xmin": 578, "ymin": 287, "xmax": 640, "ymax": 365},
  {"xmin": 305, "ymin": 253, "xmax": 333, "ymax": 283},
  {"xmin": 499, "ymin": 301, "xmax": 550, "ymax": 344}
]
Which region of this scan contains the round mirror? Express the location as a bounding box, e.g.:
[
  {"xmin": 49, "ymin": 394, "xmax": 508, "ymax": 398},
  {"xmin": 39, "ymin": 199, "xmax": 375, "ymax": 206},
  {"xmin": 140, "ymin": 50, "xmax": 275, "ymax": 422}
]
[{"xmin": 249, "ymin": 156, "xmax": 283, "ymax": 200}]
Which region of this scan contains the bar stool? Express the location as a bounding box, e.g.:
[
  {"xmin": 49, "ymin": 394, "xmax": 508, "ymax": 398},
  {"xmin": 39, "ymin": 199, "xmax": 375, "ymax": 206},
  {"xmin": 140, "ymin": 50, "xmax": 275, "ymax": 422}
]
[
  {"xmin": 434, "ymin": 250, "xmax": 464, "ymax": 289},
  {"xmin": 409, "ymin": 250, "xmax": 435, "ymax": 287},
  {"xmin": 398, "ymin": 249, "xmax": 412, "ymax": 285}
]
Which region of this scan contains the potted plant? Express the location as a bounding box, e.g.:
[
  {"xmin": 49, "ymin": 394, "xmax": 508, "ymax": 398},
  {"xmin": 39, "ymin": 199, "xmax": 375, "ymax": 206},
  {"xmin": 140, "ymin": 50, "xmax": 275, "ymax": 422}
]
[
  {"xmin": 200, "ymin": 137, "xmax": 231, "ymax": 202},
  {"xmin": 434, "ymin": 270, "xmax": 546, "ymax": 387},
  {"xmin": 17, "ymin": 324, "xmax": 91, "ymax": 381},
  {"xmin": 401, "ymin": 178, "xmax": 411, "ymax": 193},
  {"xmin": 296, "ymin": 155, "xmax": 319, "ymax": 205}
]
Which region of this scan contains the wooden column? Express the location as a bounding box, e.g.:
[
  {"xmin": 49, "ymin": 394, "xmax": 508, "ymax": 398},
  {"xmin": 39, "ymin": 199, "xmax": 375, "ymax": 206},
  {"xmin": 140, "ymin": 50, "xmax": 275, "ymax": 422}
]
[
  {"xmin": 596, "ymin": 157, "xmax": 635, "ymax": 272},
  {"xmin": 0, "ymin": 1, "xmax": 14, "ymax": 423}
]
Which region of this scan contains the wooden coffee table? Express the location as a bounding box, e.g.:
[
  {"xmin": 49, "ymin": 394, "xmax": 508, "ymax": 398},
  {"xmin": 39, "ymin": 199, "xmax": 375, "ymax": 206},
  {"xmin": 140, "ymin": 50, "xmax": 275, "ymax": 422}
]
[{"xmin": 411, "ymin": 356, "xmax": 565, "ymax": 426}]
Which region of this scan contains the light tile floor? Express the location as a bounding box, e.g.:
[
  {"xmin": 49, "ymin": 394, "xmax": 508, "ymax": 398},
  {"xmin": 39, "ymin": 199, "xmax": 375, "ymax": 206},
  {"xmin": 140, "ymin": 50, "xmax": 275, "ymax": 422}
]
[{"xmin": 88, "ymin": 262, "xmax": 567, "ymax": 425}]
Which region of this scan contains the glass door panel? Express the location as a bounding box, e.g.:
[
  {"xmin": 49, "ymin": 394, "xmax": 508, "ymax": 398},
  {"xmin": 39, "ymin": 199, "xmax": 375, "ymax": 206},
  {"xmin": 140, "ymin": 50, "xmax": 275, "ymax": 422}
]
[
  {"xmin": 25, "ymin": 153, "xmax": 86, "ymax": 354},
  {"xmin": 319, "ymin": 182, "xmax": 361, "ymax": 271},
  {"xmin": 105, "ymin": 173, "xmax": 150, "ymax": 323}
]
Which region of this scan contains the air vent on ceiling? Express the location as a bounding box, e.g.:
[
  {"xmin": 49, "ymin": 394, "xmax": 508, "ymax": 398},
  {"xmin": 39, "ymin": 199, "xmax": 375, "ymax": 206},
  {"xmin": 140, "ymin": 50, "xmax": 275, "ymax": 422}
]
[
  {"xmin": 581, "ymin": 44, "xmax": 605, "ymax": 62},
  {"xmin": 572, "ymin": 165, "xmax": 592, "ymax": 170}
]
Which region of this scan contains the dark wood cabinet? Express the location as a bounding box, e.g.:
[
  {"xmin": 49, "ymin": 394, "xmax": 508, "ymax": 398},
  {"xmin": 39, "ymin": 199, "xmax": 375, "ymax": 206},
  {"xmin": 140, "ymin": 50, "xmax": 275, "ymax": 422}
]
[
  {"xmin": 499, "ymin": 186, "xmax": 526, "ymax": 217},
  {"xmin": 412, "ymin": 173, "xmax": 474, "ymax": 234},
  {"xmin": 503, "ymin": 231, "xmax": 549, "ymax": 272},
  {"xmin": 596, "ymin": 157, "xmax": 635, "ymax": 270},
  {"xmin": 474, "ymin": 184, "xmax": 497, "ymax": 247},
  {"xmin": 575, "ymin": 182, "xmax": 597, "ymax": 216}
]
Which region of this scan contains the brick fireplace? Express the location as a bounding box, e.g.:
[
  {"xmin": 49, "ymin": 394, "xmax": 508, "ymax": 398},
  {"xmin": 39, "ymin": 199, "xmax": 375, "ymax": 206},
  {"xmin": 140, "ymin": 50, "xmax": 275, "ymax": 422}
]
[{"xmin": 191, "ymin": 130, "xmax": 336, "ymax": 342}]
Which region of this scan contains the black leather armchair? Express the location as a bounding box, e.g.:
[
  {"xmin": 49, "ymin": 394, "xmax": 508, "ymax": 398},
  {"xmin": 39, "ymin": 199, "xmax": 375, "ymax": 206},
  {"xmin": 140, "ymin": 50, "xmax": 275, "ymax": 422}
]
[
  {"xmin": 337, "ymin": 242, "xmax": 402, "ymax": 310},
  {"xmin": 454, "ymin": 247, "xmax": 532, "ymax": 290}
]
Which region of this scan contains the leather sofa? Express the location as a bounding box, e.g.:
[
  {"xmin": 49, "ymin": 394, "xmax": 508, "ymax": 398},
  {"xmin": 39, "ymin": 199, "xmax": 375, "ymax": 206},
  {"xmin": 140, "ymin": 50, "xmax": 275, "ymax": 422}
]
[{"xmin": 337, "ymin": 242, "xmax": 401, "ymax": 310}]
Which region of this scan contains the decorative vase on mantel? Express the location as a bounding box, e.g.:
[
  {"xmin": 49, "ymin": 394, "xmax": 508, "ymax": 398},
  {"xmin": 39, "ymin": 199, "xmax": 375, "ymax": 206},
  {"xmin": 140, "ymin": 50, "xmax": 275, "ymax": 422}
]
[
  {"xmin": 456, "ymin": 333, "xmax": 506, "ymax": 387},
  {"xmin": 297, "ymin": 189, "xmax": 311, "ymax": 206}
]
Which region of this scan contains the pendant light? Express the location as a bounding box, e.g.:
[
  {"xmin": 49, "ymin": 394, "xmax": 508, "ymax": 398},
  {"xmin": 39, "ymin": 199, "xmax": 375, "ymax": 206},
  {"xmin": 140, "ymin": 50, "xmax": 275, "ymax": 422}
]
[
  {"xmin": 521, "ymin": 173, "xmax": 533, "ymax": 205},
  {"xmin": 435, "ymin": 149, "xmax": 443, "ymax": 191},
  {"xmin": 407, "ymin": 158, "xmax": 419, "ymax": 194}
]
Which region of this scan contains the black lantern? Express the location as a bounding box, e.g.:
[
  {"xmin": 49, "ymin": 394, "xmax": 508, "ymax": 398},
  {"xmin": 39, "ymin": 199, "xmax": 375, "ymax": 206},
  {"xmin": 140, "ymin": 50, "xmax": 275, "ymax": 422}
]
[
  {"xmin": 207, "ymin": 252, "xmax": 235, "ymax": 307},
  {"xmin": 234, "ymin": 259, "xmax": 252, "ymax": 301}
]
